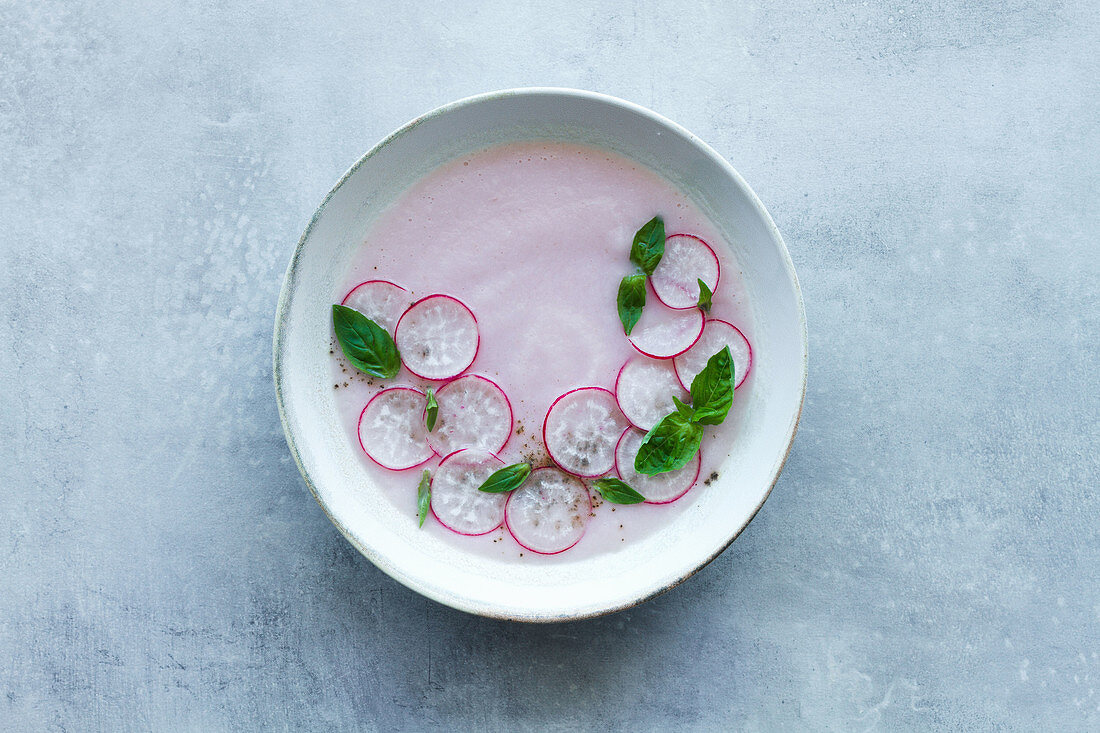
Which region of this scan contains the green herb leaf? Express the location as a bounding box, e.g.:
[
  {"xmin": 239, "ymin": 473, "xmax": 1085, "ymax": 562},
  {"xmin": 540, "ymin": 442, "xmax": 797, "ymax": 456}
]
[
  {"xmin": 332, "ymin": 304, "xmax": 401, "ymax": 378},
  {"xmin": 617, "ymin": 273, "xmax": 647, "ymax": 336},
  {"xmin": 425, "ymin": 388, "xmax": 438, "ymax": 432},
  {"xmin": 592, "ymin": 477, "xmax": 646, "ymax": 504},
  {"xmin": 671, "ymin": 395, "xmax": 694, "ymax": 418},
  {"xmin": 689, "ymin": 346, "xmax": 735, "ymax": 426},
  {"xmin": 417, "ymin": 469, "xmax": 431, "ymax": 528},
  {"xmin": 477, "ymin": 463, "xmax": 531, "ymax": 493},
  {"xmin": 629, "ymin": 216, "xmax": 666, "ymax": 276},
  {"xmin": 634, "ymin": 411, "xmax": 704, "ymax": 475},
  {"xmin": 697, "ymin": 278, "xmax": 713, "ymax": 312}
]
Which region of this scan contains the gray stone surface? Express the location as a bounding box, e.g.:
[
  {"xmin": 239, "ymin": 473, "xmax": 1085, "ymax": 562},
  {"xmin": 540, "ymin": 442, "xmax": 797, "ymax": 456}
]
[{"xmin": 2, "ymin": 0, "xmax": 1097, "ymax": 730}]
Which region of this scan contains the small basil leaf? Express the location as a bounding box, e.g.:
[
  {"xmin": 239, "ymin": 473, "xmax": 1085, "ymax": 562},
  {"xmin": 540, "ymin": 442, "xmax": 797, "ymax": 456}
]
[
  {"xmin": 671, "ymin": 395, "xmax": 694, "ymax": 418},
  {"xmin": 697, "ymin": 278, "xmax": 712, "ymax": 312},
  {"xmin": 617, "ymin": 273, "xmax": 647, "ymax": 336},
  {"xmin": 425, "ymin": 388, "xmax": 438, "ymax": 432},
  {"xmin": 592, "ymin": 477, "xmax": 646, "ymax": 504},
  {"xmin": 634, "ymin": 411, "xmax": 704, "ymax": 475},
  {"xmin": 689, "ymin": 346, "xmax": 735, "ymax": 426},
  {"xmin": 332, "ymin": 304, "xmax": 401, "ymax": 379},
  {"xmin": 417, "ymin": 469, "xmax": 431, "ymax": 528},
  {"xmin": 477, "ymin": 463, "xmax": 531, "ymax": 493},
  {"xmin": 629, "ymin": 216, "xmax": 666, "ymax": 277}
]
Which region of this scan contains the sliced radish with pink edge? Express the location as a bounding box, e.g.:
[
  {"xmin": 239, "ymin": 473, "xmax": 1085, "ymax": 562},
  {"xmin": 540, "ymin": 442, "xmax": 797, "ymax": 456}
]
[
  {"xmin": 357, "ymin": 387, "xmax": 433, "ymax": 470},
  {"xmin": 614, "ymin": 357, "xmax": 689, "ymax": 431},
  {"xmin": 505, "ymin": 467, "xmax": 592, "ymax": 554},
  {"xmin": 650, "ymin": 234, "xmax": 721, "ymax": 309},
  {"xmin": 543, "ymin": 387, "xmax": 630, "ymax": 478},
  {"xmin": 615, "ymin": 427, "xmax": 701, "ymax": 504},
  {"xmin": 426, "ymin": 374, "xmax": 512, "ymax": 457},
  {"xmin": 674, "ymin": 319, "xmax": 753, "ymax": 391},
  {"xmin": 341, "ymin": 280, "xmax": 409, "ymax": 333},
  {"xmin": 394, "ymin": 294, "xmax": 479, "ymax": 380},
  {"xmin": 627, "ymin": 301, "xmax": 704, "ymax": 359},
  {"xmin": 429, "ymin": 449, "xmax": 506, "ymax": 535}
]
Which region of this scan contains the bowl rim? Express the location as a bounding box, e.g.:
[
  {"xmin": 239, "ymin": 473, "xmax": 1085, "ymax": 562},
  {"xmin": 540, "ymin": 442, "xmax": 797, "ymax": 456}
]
[{"xmin": 273, "ymin": 87, "xmax": 808, "ymax": 622}]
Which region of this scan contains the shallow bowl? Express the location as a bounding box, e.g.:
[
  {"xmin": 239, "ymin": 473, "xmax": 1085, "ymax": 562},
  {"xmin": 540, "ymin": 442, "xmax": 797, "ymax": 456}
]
[{"xmin": 274, "ymin": 88, "xmax": 807, "ymax": 621}]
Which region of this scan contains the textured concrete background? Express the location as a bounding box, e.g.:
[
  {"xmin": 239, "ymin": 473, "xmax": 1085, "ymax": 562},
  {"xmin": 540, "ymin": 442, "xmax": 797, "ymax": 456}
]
[{"xmin": 2, "ymin": 0, "xmax": 1098, "ymax": 730}]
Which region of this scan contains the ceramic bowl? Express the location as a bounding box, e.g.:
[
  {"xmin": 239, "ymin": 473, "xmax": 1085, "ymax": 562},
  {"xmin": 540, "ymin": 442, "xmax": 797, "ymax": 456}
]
[{"xmin": 274, "ymin": 88, "xmax": 807, "ymax": 621}]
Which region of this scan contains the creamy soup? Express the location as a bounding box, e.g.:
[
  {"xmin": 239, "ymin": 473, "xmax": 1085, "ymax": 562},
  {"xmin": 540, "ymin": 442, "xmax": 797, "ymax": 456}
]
[{"xmin": 330, "ymin": 142, "xmax": 754, "ymax": 561}]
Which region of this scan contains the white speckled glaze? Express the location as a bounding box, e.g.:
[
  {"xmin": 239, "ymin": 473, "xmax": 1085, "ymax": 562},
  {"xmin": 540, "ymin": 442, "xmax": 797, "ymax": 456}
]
[{"xmin": 273, "ymin": 88, "xmax": 807, "ymax": 621}]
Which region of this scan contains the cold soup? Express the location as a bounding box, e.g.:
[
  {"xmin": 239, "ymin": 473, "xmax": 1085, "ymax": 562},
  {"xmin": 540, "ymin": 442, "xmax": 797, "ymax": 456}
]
[{"xmin": 329, "ymin": 142, "xmax": 754, "ymax": 560}]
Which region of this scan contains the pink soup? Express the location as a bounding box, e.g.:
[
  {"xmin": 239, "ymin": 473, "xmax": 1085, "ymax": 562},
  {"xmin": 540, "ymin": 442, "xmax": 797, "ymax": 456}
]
[{"xmin": 330, "ymin": 142, "xmax": 754, "ymax": 561}]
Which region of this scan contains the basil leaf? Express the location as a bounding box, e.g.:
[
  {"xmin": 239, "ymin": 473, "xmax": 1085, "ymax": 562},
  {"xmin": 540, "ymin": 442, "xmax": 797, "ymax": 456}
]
[
  {"xmin": 617, "ymin": 273, "xmax": 647, "ymax": 336},
  {"xmin": 417, "ymin": 469, "xmax": 431, "ymax": 528},
  {"xmin": 697, "ymin": 278, "xmax": 712, "ymax": 312},
  {"xmin": 592, "ymin": 477, "xmax": 646, "ymax": 505},
  {"xmin": 671, "ymin": 395, "xmax": 694, "ymax": 418},
  {"xmin": 689, "ymin": 346, "xmax": 735, "ymax": 426},
  {"xmin": 477, "ymin": 463, "xmax": 531, "ymax": 493},
  {"xmin": 332, "ymin": 304, "xmax": 401, "ymax": 379},
  {"xmin": 634, "ymin": 411, "xmax": 704, "ymax": 475},
  {"xmin": 425, "ymin": 388, "xmax": 438, "ymax": 432},
  {"xmin": 629, "ymin": 216, "xmax": 666, "ymax": 276}
]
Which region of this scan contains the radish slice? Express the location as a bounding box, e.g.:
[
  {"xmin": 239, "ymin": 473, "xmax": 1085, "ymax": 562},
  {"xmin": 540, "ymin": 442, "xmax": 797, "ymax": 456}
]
[
  {"xmin": 426, "ymin": 374, "xmax": 513, "ymax": 457},
  {"xmin": 543, "ymin": 387, "xmax": 630, "ymax": 477},
  {"xmin": 357, "ymin": 387, "xmax": 433, "ymax": 470},
  {"xmin": 505, "ymin": 467, "xmax": 591, "ymax": 554},
  {"xmin": 627, "ymin": 301, "xmax": 704, "ymax": 359},
  {"xmin": 615, "ymin": 428, "xmax": 701, "ymax": 504},
  {"xmin": 650, "ymin": 234, "xmax": 721, "ymax": 309},
  {"xmin": 430, "ymin": 449, "xmax": 506, "ymax": 535},
  {"xmin": 341, "ymin": 280, "xmax": 409, "ymax": 333},
  {"xmin": 614, "ymin": 357, "xmax": 689, "ymax": 430},
  {"xmin": 394, "ymin": 294, "xmax": 479, "ymax": 380},
  {"xmin": 674, "ymin": 319, "xmax": 753, "ymax": 390}
]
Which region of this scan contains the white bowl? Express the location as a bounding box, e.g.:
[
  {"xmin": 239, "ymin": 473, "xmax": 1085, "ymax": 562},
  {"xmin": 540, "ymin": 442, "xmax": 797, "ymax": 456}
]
[{"xmin": 274, "ymin": 88, "xmax": 807, "ymax": 621}]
